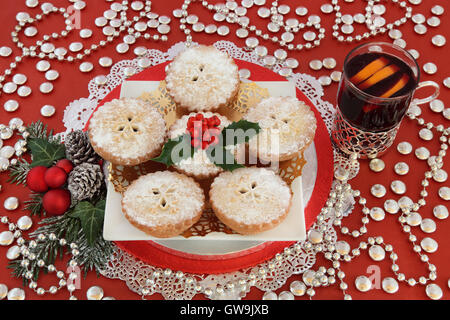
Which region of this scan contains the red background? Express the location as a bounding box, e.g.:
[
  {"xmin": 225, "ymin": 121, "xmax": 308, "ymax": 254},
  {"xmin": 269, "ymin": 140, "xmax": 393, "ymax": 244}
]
[{"xmin": 0, "ymin": 0, "xmax": 448, "ymax": 300}]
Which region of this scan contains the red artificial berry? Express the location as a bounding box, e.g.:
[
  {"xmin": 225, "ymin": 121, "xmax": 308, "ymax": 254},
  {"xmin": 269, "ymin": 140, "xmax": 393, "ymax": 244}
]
[
  {"xmin": 207, "ymin": 117, "xmax": 216, "ymax": 127},
  {"xmin": 42, "ymin": 189, "xmax": 71, "ymax": 216},
  {"xmin": 203, "ymin": 130, "xmax": 212, "ymax": 142},
  {"xmin": 191, "ymin": 139, "xmax": 201, "ymax": 149},
  {"xmin": 44, "ymin": 166, "xmax": 68, "ymax": 189},
  {"xmin": 195, "ymin": 113, "xmax": 204, "ymax": 121},
  {"xmin": 55, "ymin": 159, "xmax": 74, "ymax": 174},
  {"xmin": 26, "ymin": 166, "xmax": 49, "ymax": 193},
  {"xmin": 201, "ymin": 141, "xmax": 209, "ymax": 150},
  {"xmin": 187, "ymin": 117, "xmax": 195, "ymax": 129},
  {"xmin": 213, "ymin": 116, "xmax": 221, "ymax": 126},
  {"xmin": 210, "ymin": 135, "xmax": 218, "ymax": 146}
]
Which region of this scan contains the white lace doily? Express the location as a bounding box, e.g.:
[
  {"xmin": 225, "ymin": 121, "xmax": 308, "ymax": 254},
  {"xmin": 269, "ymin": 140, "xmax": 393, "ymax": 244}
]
[{"xmin": 62, "ymin": 41, "xmax": 351, "ymax": 300}]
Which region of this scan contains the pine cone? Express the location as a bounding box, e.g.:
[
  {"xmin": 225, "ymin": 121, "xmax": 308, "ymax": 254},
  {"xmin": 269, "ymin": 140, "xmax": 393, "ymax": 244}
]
[
  {"xmin": 68, "ymin": 163, "xmax": 104, "ymax": 202},
  {"xmin": 65, "ymin": 130, "xmax": 100, "ymax": 165}
]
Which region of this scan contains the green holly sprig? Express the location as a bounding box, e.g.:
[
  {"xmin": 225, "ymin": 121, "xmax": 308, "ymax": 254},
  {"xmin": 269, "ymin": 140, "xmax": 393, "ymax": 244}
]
[{"xmin": 152, "ymin": 119, "xmax": 261, "ymax": 171}]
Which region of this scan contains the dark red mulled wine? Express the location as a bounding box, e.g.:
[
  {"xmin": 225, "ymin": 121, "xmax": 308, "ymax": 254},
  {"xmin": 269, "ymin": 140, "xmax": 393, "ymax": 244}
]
[{"xmin": 338, "ymin": 51, "xmax": 418, "ymax": 132}]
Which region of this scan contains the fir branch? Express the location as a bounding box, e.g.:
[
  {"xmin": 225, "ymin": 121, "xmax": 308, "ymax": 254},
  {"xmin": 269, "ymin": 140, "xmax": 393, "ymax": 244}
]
[
  {"xmin": 24, "ymin": 121, "xmax": 62, "ymax": 144},
  {"xmin": 74, "ymin": 233, "xmax": 115, "ymax": 277},
  {"xmin": 25, "ymin": 121, "xmax": 53, "ymax": 140},
  {"xmin": 7, "ymin": 158, "xmax": 31, "ymax": 185},
  {"xmin": 24, "ymin": 192, "xmax": 45, "ymax": 217},
  {"xmin": 8, "ymin": 200, "xmax": 114, "ymax": 284}
]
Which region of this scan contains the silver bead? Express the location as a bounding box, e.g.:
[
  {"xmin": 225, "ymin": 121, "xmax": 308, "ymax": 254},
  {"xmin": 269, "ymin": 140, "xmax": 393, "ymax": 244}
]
[
  {"xmin": 433, "ymin": 205, "xmax": 448, "ymax": 219},
  {"xmin": 423, "ymin": 62, "xmax": 437, "ymax": 75},
  {"xmin": 371, "ymin": 184, "xmax": 386, "ymax": 198},
  {"xmin": 382, "ymin": 277, "xmax": 399, "ymax": 294},
  {"xmin": 99, "ymin": 57, "xmax": 113, "ymax": 67},
  {"xmin": 421, "ymin": 237, "xmax": 438, "ymax": 253},
  {"xmin": 0, "ymin": 46, "xmax": 12, "ymax": 57},
  {"xmin": 438, "ymin": 187, "xmax": 450, "ymax": 200},
  {"xmin": 431, "ymin": 35, "xmax": 446, "ymax": 47},
  {"xmin": 86, "ymin": 286, "xmax": 104, "ymax": 300},
  {"xmin": 79, "ymin": 62, "xmax": 94, "ymax": 73},
  {"xmin": 4, "ymin": 100, "xmax": 19, "ymax": 112},
  {"xmin": 355, "ymin": 275, "xmax": 372, "ymax": 292},
  {"xmin": 309, "ymin": 59, "xmax": 322, "ymax": 71},
  {"xmin": 415, "ymin": 147, "xmax": 430, "ymax": 160},
  {"xmin": 420, "ymin": 218, "xmax": 436, "ymax": 233},
  {"xmin": 39, "ymin": 82, "xmax": 53, "ymax": 94},
  {"xmin": 368, "ymin": 245, "xmax": 385, "ymax": 261},
  {"xmin": 431, "ymin": 5, "xmax": 444, "ymax": 16},
  {"xmin": 17, "ymin": 216, "xmax": 32, "ymax": 230},
  {"xmin": 45, "ymin": 70, "xmax": 59, "ymax": 81},
  {"xmin": 7, "ymin": 288, "xmax": 25, "ymax": 300},
  {"xmin": 390, "ymin": 180, "xmax": 406, "ymax": 195},
  {"xmin": 36, "ymin": 60, "xmax": 51, "ymax": 72},
  {"xmin": 262, "ymin": 291, "xmax": 277, "ymax": 300},
  {"xmin": 384, "ymin": 199, "xmax": 400, "ymax": 214},
  {"xmin": 17, "ymin": 86, "xmax": 32, "ymax": 97},
  {"xmin": 3, "ymin": 82, "xmax": 17, "ymax": 94},
  {"xmin": 3, "ymin": 197, "xmax": 18, "ymax": 211},
  {"xmin": 40, "ymin": 105, "xmax": 56, "ymax": 118},
  {"xmin": 369, "ymin": 158, "xmax": 385, "ymax": 172},
  {"xmin": 289, "ymin": 281, "xmax": 306, "ymax": 296},
  {"xmin": 278, "ymin": 291, "xmax": 294, "ymax": 300},
  {"xmin": 370, "ymin": 207, "xmax": 385, "ymax": 221},
  {"xmin": 426, "ymin": 283, "xmax": 443, "ymax": 300},
  {"xmin": 394, "ymin": 162, "xmax": 409, "ymax": 175}
]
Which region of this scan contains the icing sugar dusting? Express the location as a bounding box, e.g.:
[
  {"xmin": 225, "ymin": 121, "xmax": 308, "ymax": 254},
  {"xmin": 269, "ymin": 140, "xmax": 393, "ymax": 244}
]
[
  {"xmin": 244, "ymin": 96, "xmax": 317, "ymax": 159},
  {"xmin": 122, "ymin": 171, "xmax": 204, "ymax": 227},
  {"xmin": 210, "ymin": 167, "xmax": 292, "ymax": 225},
  {"xmin": 165, "ymin": 45, "xmax": 239, "ymax": 111},
  {"xmin": 89, "ymin": 98, "xmax": 166, "ymax": 162}
]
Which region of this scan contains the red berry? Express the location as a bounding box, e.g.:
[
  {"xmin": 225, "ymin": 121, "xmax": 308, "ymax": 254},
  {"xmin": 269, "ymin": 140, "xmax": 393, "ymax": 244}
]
[
  {"xmin": 210, "ymin": 135, "xmax": 218, "ymax": 146},
  {"xmin": 192, "ymin": 139, "xmax": 201, "ymax": 149},
  {"xmin": 42, "ymin": 189, "xmax": 71, "ymax": 216},
  {"xmin": 213, "ymin": 116, "xmax": 221, "ymax": 126},
  {"xmin": 203, "ymin": 130, "xmax": 212, "ymax": 142},
  {"xmin": 44, "ymin": 166, "xmax": 68, "ymax": 189},
  {"xmin": 195, "ymin": 113, "xmax": 204, "ymax": 121},
  {"xmin": 201, "ymin": 141, "xmax": 209, "ymax": 150},
  {"xmin": 55, "ymin": 159, "xmax": 74, "ymax": 174},
  {"xmin": 207, "ymin": 117, "xmax": 215, "ymax": 127},
  {"xmin": 187, "ymin": 117, "xmax": 195, "ymax": 128},
  {"xmin": 26, "ymin": 166, "xmax": 49, "ymax": 193},
  {"xmin": 193, "ymin": 127, "xmax": 202, "ymax": 140}
]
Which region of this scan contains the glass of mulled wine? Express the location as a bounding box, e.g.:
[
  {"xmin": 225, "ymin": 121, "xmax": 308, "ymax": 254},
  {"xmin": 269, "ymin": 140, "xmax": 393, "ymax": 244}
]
[{"xmin": 333, "ymin": 42, "xmax": 439, "ymax": 158}]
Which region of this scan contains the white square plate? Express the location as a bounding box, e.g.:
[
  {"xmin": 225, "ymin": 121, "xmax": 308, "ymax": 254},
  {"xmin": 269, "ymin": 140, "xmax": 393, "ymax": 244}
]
[{"xmin": 103, "ymin": 80, "xmax": 307, "ymax": 241}]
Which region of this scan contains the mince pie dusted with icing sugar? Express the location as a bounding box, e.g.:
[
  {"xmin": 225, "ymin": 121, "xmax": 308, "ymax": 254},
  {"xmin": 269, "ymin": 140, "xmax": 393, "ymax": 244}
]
[
  {"xmin": 88, "ymin": 98, "xmax": 167, "ymax": 166},
  {"xmin": 165, "ymin": 45, "xmax": 240, "ymax": 112},
  {"xmin": 168, "ymin": 111, "xmax": 232, "ymax": 180},
  {"xmin": 121, "ymin": 171, "xmax": 205, "ymax": 238},
  {"xmin": 209, "ymin": 167, "xmax": 292, "ymax": 235},
  {"xmin": 244, "ymin": 96, "xmax": 317, "ymax": 162}
]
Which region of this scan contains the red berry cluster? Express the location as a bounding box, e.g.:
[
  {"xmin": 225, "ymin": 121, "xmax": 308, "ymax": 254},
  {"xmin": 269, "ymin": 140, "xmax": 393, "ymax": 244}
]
[
  {"xmin": 26, "ymin": 159, "xmax": 74, "ymax": 216},
  {"xmin": 186, "ymin": 114, "xmax": 221, "ymax": 150}
]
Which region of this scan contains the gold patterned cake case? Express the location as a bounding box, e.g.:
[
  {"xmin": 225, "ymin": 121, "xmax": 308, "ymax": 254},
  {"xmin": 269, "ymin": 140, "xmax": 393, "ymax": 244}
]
[{"xmin": 107, "ymin": 81, "xmax": 307, "ymax": 238}]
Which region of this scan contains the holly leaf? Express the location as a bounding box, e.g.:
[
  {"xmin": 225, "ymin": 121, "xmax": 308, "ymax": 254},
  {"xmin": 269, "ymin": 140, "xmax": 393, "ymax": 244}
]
[
  {"xmin": 220, "ymin": 120, "xmax": 261, "ymax": 146},
  {"xmin": 206, "ymin": 146, "xmax": 245, "ymax": 172},
  {"xmin": 69, "ymin": 200, "xmax": 105, "ymax": 246},
  {"xmin": 151, "ymin": 134, "xmax": 194, "ymax": 167},
  {"xmin": 27, "ymin": 138, "xmax": 66, "ymax": 168}
]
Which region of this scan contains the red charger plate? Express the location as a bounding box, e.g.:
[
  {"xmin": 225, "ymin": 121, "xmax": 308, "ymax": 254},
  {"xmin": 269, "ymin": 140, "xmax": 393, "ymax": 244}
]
[{"xmin": 85, "ymin": 59, "xmax": 333, "ymax": 274}]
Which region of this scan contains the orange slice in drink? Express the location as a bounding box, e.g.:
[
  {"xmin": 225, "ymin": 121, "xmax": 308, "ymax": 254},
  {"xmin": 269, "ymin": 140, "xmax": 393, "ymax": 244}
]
[
  {"xmin": 350, "ymin": 57, "xmax": 390, "ymax": 84},
  {"xmin": 358, "ymin": 64, "xmax": 400, "ymax": 91},
  {"xmin": 380, "ymin": 74, "xmax": 410, "ymax": 98}
]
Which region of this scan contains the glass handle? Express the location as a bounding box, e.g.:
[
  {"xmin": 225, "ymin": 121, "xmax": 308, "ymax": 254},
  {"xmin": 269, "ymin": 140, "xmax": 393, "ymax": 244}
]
[{"xmin": 413, "ymin": 81, "xmax": 440, "ymax": 105}]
